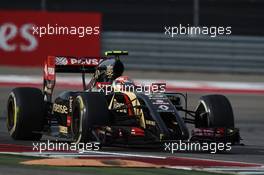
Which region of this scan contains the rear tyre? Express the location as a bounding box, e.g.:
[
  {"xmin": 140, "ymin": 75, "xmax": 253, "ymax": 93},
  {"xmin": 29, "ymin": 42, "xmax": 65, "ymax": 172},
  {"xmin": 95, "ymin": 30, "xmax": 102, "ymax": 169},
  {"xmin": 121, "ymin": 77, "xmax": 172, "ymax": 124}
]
[
  {"xmin": 7, "ymin": 87, "xmax": 45, "ymax": 140},
  {"xmin": 72, "ymin": 92, "xmax": 110, "ymax": 143},
  {"xmin": 195, "ymin": 94, "xmax": 234, "ymax": 128}
]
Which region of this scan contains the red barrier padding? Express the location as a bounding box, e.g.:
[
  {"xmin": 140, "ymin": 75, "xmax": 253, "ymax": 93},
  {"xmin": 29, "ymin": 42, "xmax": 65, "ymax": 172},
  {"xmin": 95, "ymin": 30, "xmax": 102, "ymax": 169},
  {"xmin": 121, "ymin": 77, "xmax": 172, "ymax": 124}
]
[{"xmin": 0, "ymin": 10, "xmax": 101, "ymax": 66}]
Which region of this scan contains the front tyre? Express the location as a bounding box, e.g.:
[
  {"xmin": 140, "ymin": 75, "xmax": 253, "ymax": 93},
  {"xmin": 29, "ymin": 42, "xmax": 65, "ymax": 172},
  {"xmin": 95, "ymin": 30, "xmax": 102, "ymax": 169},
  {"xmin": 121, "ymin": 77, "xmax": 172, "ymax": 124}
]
[
  {"xmin": 72, "ymin": 92, "xmax": 110, "ymax": 144},
  {"xmin": 195, "ymin": 94, "xmax": 234, "ymax": 128},
  {"xmin": 7, "ymin": 87, "xmax": 45, "ymax": 140}
]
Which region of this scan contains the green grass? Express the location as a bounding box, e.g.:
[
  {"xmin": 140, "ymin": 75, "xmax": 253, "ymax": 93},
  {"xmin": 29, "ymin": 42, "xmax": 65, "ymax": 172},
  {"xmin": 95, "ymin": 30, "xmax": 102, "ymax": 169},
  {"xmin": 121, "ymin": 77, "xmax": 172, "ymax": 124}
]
[{"xmin": 0, "ymin": 154, "xmax": 232, "ymax": 175}]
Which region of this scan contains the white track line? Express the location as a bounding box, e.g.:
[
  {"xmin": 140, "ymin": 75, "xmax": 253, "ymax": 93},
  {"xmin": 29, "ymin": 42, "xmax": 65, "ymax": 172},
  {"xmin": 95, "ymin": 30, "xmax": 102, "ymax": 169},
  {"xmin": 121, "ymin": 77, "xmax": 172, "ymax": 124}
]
[
  {"xmin": 172, "ymin": 155, "xmax": 263, "ymax": 166},
  {"xmin": 81, "ymin": 150, "xmax": 166, "ymax": 159},
  {"xmin": 203, "ymin": 166, "xmax": 264, "ymax": 175},
  {"xmin": 1, "ymin": 74, "xmax": 264, "ymax": 92},
  {"xmin": 0, "ymin": 150, "xmax": 165, "ymax": 159},
  {"xmin": 1, "ymin": 149, "xmax": 261, "ymax": 167}
]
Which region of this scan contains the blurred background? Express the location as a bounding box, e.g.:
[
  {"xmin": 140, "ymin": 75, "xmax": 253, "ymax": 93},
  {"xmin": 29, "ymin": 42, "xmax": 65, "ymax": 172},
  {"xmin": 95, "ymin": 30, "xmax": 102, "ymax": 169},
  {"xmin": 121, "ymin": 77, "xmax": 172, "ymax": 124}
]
[
  {"xmin": 1, "ymin": 0, "xmax": 264, "ymax": 163},
  {"xmin": 1, "ymin": 0, "xmax": 264, "ymax": 73}
]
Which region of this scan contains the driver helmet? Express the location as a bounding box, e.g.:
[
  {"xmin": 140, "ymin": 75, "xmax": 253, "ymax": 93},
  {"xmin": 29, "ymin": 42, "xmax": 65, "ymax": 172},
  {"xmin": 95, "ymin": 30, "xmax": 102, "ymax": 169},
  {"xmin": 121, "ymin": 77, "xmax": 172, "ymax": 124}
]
[{"xmin": 112, "ymin": 76, "xmax": 136, "ymax": 92}]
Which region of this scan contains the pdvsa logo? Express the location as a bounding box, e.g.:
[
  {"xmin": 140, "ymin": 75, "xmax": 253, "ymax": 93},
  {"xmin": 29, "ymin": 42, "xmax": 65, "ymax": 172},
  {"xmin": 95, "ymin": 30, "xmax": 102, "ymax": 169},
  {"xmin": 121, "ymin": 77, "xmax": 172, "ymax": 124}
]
[
  {"xmin": 56, "ymin": 57, "xmax": 68, "ymax": 65},
  {"xmin": 70, "ymin": 58, "xmax": 101, "ymax": 65}
]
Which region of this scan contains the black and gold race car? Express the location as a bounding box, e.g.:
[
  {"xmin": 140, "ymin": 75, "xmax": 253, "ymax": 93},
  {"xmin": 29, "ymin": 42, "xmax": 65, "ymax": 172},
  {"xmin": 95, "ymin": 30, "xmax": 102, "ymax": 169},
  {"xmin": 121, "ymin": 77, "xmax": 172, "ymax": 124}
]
[{"xmin": 6, "ymin": 51, "xmax": 240, "ymax": 146}]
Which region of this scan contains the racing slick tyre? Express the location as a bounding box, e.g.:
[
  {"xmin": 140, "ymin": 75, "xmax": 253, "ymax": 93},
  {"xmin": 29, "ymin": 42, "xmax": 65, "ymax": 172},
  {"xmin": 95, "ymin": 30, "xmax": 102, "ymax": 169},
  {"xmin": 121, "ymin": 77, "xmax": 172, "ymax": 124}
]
[
  {"xmin": 7, "ymin": 87, "xmax": 45, "ymax": 140},
  {"xmin": 72, "ymin": 92, "xmax": 110, "ymax": 144},
  {"xmin": 195, "ymin": 94, "xmax": 234, "ymax": 128}
]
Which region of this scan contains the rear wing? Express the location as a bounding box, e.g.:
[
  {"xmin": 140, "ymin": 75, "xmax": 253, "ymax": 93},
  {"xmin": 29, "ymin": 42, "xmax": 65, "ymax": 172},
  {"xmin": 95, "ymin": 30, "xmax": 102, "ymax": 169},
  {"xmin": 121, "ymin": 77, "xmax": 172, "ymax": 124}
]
[
  {"xmin": 44, "ymin": 56, "xmax": 104, "ymax": 81},
  {"xmin": 43, "ymin": 51, "xmax": 128, "ymax": 102},
  {"xmin": 43, "ymin": 56, "xmax": 104, "ymax": 101}
]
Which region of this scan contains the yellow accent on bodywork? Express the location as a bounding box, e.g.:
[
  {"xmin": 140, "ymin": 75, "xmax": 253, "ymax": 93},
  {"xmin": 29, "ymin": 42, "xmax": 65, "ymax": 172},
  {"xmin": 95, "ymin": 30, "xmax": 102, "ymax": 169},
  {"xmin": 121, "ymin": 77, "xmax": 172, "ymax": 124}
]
[
  {"xmin": 108, "ymin": 92, "xmax": 146, "ymax": 128},
  {"xmin": 146, "ymin": 120, "xmax": 156, "ymax": 126},
  {"xmin": 122, "ymin": 92, "xmax": 146, "ymax": 129},
  {"xmin": 59, "ymin": 125, "xmax": 68, "ymax": 134},
  {"xmin": 160, "ymin": 134, "xmax": 164, "ymax": 140},
  {"xmin": 105, "ymin": 50, "xmax": 128, "ymax": 56}
]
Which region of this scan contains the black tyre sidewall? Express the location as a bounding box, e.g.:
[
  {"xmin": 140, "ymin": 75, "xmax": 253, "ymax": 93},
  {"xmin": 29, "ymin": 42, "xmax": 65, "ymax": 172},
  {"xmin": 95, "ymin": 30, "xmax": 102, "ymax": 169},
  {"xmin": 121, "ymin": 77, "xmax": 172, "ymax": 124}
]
[
  {"xmin": 72, "ymin": 92, "xmax": 110, "ymax": 144},
  {"xmin": 7, "ymin": 87, "xmax": 45, "ymax": 140},
  {"xmin": 197, "ymin": 95, "xmax": 234, "ymax": 128}
]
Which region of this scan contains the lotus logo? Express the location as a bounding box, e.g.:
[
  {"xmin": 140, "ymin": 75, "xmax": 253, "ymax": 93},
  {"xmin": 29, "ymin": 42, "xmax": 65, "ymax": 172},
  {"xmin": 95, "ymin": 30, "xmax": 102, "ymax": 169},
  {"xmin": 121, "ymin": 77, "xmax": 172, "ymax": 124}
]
[{"xmin": 158, "ymin": 105, "xmax": 169, "ymax": 111}]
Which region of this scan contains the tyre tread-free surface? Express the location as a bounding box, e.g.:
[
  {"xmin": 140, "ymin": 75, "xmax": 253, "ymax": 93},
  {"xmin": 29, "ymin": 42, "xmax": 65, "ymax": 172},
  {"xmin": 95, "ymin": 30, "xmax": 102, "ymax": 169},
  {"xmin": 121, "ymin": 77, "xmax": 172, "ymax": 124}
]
[
  {"xmin": 7, "ymin": 87, "xmax": 45, "ymax": 140},
  {"xmin": 73, "ymin": 92, "xmax": 110, "ymax": 143},
  {"xmin": 197, "ymin": 94, "xmax": 234, "ymax": 128}
]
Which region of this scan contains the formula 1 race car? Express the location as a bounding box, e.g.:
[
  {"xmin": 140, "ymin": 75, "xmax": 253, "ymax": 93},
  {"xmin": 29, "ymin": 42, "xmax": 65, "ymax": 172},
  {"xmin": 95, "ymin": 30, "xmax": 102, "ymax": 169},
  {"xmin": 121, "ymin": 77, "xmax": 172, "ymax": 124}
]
[{"xmin": 6, "ymin": 51, "xmax": 240, "ymax": 146}]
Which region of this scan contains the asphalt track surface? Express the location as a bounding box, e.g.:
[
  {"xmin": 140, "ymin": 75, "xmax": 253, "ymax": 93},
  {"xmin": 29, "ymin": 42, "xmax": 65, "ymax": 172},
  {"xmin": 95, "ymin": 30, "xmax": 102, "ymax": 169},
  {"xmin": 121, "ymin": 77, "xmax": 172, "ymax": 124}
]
[{"xmin": 0, "ymin": 68, "xmax": 264, "ymax": 167}]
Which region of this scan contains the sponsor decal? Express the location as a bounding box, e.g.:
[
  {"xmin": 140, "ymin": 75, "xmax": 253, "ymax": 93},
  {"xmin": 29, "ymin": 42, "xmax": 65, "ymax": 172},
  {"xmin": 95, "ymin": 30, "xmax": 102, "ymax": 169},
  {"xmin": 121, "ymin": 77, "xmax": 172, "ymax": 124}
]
[
  {"xmin": 47, "ymin": 67, "xmax": 55, "ymax": 75},
  {"xmin": 158, "ymin": 105, "xmax": 169, "ymax": 111},
  {"xmin": 69, "ymin": 96, "xmax": 73, "ymax": 113},
  {"xmin": 55, "ymin": 57, "xmax": 68, "ymax": 65},
  {"xmin": 145, "ymin": 120, "xmax": 156, "ymax": 126},
  {"xmin": 59, "ymin": 126, "xmax": 68, "ymax": 134},
  {"xmin": 106, "ymin": 65, "xmax": 114, "ymax": 78},
  {"xmin": 53, "ymin": 103, "xmax": 68, "ymax": 114},
  {"xmin": 156, "ymin": 100, "xmax": 164, "ymax": 103},
  {"xmin": 69, "ymin": 58, "xmax": 101, "ymax": 65},
  {"xmin": 66, "ymin": 116, "xmax": 71, "ymax": 127},
  {"xmin": 153, "ymin": 99, "xmax": 170, "ymax": 105}
]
